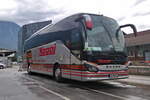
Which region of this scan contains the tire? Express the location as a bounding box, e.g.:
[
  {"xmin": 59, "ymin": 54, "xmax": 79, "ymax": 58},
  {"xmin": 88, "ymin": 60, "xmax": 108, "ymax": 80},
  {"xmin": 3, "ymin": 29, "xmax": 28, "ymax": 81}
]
[
  {"xmin": 0, "ymin": 66, "xmax": 4, "ymax": 69},
  {"xmin": 54, "ymin": 66, "xmax": 62, "ymax": 82}
]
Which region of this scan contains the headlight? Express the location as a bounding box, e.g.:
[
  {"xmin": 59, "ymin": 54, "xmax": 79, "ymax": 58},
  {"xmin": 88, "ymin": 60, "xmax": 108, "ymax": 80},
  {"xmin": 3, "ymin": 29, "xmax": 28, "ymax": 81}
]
[{"xmin": 84, "ymin": 64, "xmax": 98, "ymax": 72}]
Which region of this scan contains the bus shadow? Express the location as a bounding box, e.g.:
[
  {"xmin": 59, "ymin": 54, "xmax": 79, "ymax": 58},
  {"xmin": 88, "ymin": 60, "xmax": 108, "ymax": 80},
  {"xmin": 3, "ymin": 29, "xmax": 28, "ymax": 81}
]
[
  {"xmin": 23, "ymin": 72, "xmax": 55, "ymax": 81},
  {"xmin": 23, "ymin": 72, "xmax": 125, "ymax": 91}
]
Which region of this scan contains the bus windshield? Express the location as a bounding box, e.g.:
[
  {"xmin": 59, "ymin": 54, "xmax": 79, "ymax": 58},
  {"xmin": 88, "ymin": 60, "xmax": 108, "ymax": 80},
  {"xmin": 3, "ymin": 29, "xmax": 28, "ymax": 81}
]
[{"xmin": 85, "ymin": 15, "xmax": 125, "ymax": 52}]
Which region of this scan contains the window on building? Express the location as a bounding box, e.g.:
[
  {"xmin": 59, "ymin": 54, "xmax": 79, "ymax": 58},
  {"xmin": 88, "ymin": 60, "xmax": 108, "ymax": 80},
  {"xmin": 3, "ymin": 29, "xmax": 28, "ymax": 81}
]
[
  {"xmin": 128, "ymin": 50, "xmax": 134, "ymax": 56},
  {"xmin": 137, "ymin": 51, "xmax": 143, "ymax": 57}
]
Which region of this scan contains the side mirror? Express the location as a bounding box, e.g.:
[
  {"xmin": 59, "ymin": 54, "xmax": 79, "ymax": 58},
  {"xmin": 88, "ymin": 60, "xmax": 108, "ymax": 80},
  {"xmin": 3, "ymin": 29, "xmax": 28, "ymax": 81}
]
[
  {"xmin": 117, "ymin": 24, "xmax": 137, "ymax": 37},
  {"xmin": 116, "ymin": 24, "xmax": 137, "ymax": 40},
  {"xmin": 120, "ymin": 24, "xmax": 137, "ymax": 36}
]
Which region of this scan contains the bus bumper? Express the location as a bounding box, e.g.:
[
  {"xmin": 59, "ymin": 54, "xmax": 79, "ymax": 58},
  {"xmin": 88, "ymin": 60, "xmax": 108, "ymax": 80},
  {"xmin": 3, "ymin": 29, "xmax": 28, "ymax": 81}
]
[{"xmin": 81, "ymin": 70, "xmax": 128, "ymax": 81}]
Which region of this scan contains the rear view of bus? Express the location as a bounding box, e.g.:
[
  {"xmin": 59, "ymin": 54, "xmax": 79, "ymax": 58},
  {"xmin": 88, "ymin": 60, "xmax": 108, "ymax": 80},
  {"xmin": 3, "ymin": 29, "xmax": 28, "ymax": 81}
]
[{"xmin": 24, "ymin": 13, "xmax": 137, "ymax": 81}]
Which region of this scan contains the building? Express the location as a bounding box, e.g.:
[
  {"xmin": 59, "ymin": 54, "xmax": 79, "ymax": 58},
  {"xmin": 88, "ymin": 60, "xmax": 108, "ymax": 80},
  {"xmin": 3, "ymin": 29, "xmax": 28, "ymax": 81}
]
[
  {"xmin": 0, "ymin": 48, "xmax": 16, "ymax": 67},
  {"xmin": 18, "ymin": 20, "xmax": 52, "ymax": 61},
  {"xmin": 125, "ymin": 30, "xmax": 150, "ymax": 65}
]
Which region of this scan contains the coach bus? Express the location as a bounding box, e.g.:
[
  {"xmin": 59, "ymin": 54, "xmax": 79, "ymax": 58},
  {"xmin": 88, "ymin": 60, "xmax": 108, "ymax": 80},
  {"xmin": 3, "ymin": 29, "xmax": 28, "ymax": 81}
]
[{"xmin": 23, "ymin": 13, "xmax": 137, "ymax": 81}]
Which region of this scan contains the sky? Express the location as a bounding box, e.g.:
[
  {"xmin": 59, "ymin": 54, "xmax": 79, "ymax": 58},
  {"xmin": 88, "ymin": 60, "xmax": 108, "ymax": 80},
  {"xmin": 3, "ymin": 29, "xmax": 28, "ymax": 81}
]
[{"xmin": 0, "ymin": 0, "xmax": 150, "ymax": 32}]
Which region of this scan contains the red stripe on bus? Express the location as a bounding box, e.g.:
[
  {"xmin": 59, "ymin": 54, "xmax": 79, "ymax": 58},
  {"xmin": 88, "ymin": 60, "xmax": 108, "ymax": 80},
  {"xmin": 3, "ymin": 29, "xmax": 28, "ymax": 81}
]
[
  {"xmin": 145, "ymin": 61, "xmax": 150, "ymax": 63},
  {"xmin": 31, "ymin": 65, "xmax": 53, "ymax": 72},
  {"xmin": 63, "ymin": 73, "xmax": 108, "ymax": 77},
  {"xmin": 63, "ymin": 70, "xmax": 128, "ymax": 74},
  {"xmin": 61, "ymin": 65, "xmax": 87, "ymax": 70},
  {"xmin": 30, "ymin": 64, "xmax": 86, "ymax": 70},
  {"xmin": 31, "ymin": 64, "xmax": 53, "ymax": 68},
  {"xmin": 63, "ymin": 73, "xmax": 128, "ymax": 77},
  {"xmin": 96, "ymin": 60, "xmax": 112, "ymax": 63},
  {"xmin": 118, "ymin": 74, "xmax": 128, "ymax": 76},
  {"xmin": 30, "ymin": 64, "xmax": 128, "ymax": 75}
]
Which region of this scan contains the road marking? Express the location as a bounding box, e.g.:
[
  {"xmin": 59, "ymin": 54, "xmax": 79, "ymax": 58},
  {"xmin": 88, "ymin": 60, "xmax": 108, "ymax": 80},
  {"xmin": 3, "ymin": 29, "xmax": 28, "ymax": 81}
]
[
  {"xmin": 84, "ymin": 87, "xmax": 127, "ymax": 100},
  {"xmin": 126, "ymin": 95, "xmax": 147, "ymax": 100},
  {"xmin": 103, "ymin": 81, "xmax": 136, "ymax": 88},
  {"xmin": 23, "ymin": 75, "xmax": 127, "ymax": 100},
  {"xmin": 39, "ymin": 86, "xmax": 70, "ymax": 100},
  {"xmin": 22, "ymin": 76, "xmax": 70, "ymax": 100}
]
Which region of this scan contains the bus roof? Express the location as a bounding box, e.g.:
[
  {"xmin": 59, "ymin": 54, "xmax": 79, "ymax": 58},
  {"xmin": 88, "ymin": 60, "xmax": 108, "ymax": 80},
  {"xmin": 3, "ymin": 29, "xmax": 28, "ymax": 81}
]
[
  {"xmin": 24, "ymin": 13, "xmax": 84, "ymax": 51},
  {"xmin": 26, "ymin": 13, "xmax": 82, "ymax": 41},
  {"xmin": 24, "ymin": 13, "xmax": 109, "ymax": 51},
  {"xmin": 26, "ymin": 13, "xmax": 104, "ymax": 41}
]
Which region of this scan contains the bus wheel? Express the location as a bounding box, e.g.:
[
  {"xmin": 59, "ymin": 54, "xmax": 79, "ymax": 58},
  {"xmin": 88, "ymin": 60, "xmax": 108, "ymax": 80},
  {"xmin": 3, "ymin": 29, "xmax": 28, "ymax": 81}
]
[
  {"xmin": 27, "ymin": 66, "xmax": 32, "ymax": 74},
  {"xmin": 54, "ymin": 67, "xmax": 62, "ymax": 82}
]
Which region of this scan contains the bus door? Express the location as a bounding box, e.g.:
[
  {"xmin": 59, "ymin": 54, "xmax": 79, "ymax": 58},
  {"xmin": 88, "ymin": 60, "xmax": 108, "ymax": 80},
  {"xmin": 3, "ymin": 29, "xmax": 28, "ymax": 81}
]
[{"xmin": 70, "ymin": 28, "xmax": 83, "ymax": 80}]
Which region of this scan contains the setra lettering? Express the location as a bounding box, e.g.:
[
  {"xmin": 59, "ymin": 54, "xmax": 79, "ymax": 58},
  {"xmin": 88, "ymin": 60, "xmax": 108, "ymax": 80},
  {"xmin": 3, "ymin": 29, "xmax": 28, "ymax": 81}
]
[{"xmin": 39, "ymin": 44, "xmax": 56, "ymax": 56}]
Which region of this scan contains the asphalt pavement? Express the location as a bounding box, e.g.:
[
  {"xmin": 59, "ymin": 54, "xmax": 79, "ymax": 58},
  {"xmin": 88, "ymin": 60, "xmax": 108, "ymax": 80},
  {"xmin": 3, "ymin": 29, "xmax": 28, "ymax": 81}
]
[
  {"xmin": 0, "ymin": 66, "xmax": 150, "ymax": 100},
  {"xmin": 118, "ymin": 75, "xmax": 150, "ymax": 86}
]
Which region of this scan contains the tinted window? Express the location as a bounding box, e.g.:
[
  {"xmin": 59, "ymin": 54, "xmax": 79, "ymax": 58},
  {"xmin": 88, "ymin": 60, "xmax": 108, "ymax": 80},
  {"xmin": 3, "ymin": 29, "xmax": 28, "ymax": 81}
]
[{"xmin": 70, "ymin": 28, "xmax": 82, "ymax": 50}]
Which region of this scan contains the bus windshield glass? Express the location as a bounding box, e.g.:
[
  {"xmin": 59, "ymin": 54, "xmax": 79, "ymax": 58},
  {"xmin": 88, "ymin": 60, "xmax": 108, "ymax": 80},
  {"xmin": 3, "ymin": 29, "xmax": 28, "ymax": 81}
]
[{"xmin": 85, "ymin": 15, "xmax": 125, "ymax": 52}]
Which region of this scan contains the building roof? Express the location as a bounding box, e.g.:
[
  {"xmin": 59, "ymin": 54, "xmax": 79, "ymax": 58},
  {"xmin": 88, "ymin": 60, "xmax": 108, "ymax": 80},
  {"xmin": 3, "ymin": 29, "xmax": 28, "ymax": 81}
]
[
  {"xmin": 0, "ymin": 48, "xmax": 15, "ymax": 53},
  {"xmin": 0, "ymin": 48, "xmax": 15, "ymax": 56},
  {"xmin": 125, "ymin": 30, "xmax": 150, "ymax": 47}
]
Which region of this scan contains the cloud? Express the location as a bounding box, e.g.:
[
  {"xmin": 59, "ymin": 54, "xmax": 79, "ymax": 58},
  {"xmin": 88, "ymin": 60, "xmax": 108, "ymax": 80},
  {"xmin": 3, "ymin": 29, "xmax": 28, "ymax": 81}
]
[
  {"xmin": 0, "ymin": 0, "xmax": 150, "ymax": 32},
  {"xmin": 117, "ymin": 17, "xmax": 126, "ymax": 22},
  {"xmin": 0, "ymin": 0, "xmax": 66, "ymax": 25},
  {"xmin": 133, "ymin": 11, "xmax": 150, "ymax": 17},
  {"xmin": 138, "ymin": 24, "xmax": 150, "ymax": 29},
  {"xmin": 15, "ymin": 0, "xmax": 66, "ymax": 25},
  {"xmin": 133, "ymin": 0, "xmax": 147, "ymax": 6},
  {"xmin": 116, "ymin": 0, "xmax": 150, "ymax": 32}
]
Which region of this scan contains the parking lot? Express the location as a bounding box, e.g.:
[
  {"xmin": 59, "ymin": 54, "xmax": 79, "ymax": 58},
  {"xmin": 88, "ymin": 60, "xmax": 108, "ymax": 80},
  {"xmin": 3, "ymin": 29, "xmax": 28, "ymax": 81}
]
[{"xmin": 0, "ymin": 66, "xmax": 150, "ymax": 100}]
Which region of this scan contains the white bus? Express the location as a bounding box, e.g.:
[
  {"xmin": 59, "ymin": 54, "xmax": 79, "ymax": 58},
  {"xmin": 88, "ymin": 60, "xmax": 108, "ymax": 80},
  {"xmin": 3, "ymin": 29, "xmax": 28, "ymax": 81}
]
[{"xmin": 24, "ymin": 13, "xmax": 137, "ymax": 81}]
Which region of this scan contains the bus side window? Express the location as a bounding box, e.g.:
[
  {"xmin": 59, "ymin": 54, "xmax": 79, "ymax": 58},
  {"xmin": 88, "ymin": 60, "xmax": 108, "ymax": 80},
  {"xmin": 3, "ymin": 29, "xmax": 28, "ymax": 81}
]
[
  {"xmin": 70, "ymin": 29, "xmax": 82, "ymax": 50},
  {"xmin": 70, "ymin": 28, "xmax": 83, "ymax": 58}
]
